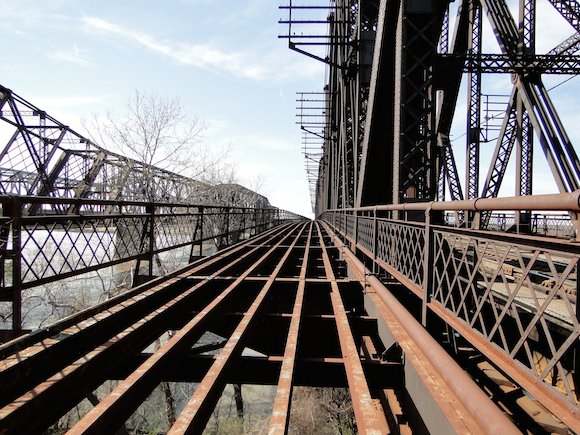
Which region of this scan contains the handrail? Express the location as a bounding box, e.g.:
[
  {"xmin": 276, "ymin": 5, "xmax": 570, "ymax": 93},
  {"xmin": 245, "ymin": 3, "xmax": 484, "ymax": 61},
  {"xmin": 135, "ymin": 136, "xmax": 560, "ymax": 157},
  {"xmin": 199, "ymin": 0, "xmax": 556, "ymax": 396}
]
[
  {"xmin": 324, "ymin": 190, "xmax": 580, "ymax": 213},
  {"xmin": 320, "ymin": 196, "xmax": 579, "ymax": 431},
  {"xmin": 0, "ymin": 195, "xmax": 306, "ymax": 334}
]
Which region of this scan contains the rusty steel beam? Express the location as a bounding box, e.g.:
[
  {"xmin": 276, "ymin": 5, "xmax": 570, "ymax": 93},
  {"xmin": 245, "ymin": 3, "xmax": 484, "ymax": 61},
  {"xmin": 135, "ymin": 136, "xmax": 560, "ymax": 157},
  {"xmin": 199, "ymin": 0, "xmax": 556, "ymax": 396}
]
[
  {"xmin": 67, "ymin": 224, "xmax": 307, "ymax": 434},
  {"xmin": 0, "ymin": 223, "xmax": 289, "ymax": 404},
  {"xmin": 428, "ymin": 301, "xmax": 580, "ymax": 433},
  {"xmin": 167, "ymin": 223, "xmax": 310, "ymax": 434},
  {"xmin": 316, "ymin": 222, "xmax": 390, "ymax": 434},
  {"xmin": 320, "ymin": 221, "xmax": 520, "ymax": 435},
  {"xmin": 269, "ymin": 223, "xmax": 312, "ymax": 434},
  {"xmin": 0, "ymin": 224, "xmax": 295, "ymax": 434},
  {"xmin": 108, "ymin": 352, "xmax": 402, "ymax": 388},
  {"xmin": 332, "ymin": 189, "xmax": 580, "ymax": 214}
]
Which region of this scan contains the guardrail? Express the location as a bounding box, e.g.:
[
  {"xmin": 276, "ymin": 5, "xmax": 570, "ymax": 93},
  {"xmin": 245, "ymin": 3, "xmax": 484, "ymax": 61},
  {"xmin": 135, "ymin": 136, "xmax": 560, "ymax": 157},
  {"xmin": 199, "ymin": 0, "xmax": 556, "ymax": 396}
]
[
  {"xmin": 0, "ymin": 195, "xmax": 305, "ymax": 333},
  {"xmin": 320, "ymin": 191, "xmax": 579, "ymax": 429},
  {"xmin": 444, "ymin": 211, "xmax": 576, "ymax": 238}
]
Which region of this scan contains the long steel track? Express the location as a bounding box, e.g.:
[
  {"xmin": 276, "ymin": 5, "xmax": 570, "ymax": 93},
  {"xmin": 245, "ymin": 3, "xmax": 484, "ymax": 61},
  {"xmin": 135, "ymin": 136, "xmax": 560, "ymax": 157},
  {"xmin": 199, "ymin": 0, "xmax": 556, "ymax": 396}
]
[
  {"xmin": 0, "ymin": 221, "xmax": 528, "ymax": 434},
  {"xmin": 0, "ymin": 222, "xmax": 383, "ymax": 433}
]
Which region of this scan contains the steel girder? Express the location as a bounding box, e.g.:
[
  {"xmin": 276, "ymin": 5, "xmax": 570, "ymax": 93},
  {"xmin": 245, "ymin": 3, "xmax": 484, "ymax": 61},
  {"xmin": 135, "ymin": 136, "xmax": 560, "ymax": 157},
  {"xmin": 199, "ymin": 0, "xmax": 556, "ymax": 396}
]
[
  {"xmin": 288, "ymin": 0, "xmax": 580, "ymax": 218},
  {"xmin": 357, "ymin": 0, "xmax": 446, "ymax": 208},
  {"xmin": 280, "ymin": 1, "xmax": 379, "ymax": 214},
  {"xmin": 435, "ymin": 0, "xmax": 470, "ymax": 203},
  {"xmin": 548, "ymin": 0, "xmax": 580, "ymax": 32},
  {"xmin": 0, "ymin": 86, "xmax": 269, "ymax": 214},
  {"xmin": 356, "ymin": 0, "xmax": 399, "ymax": 207},
  {"xmin": 466, "ymin": 0, "xmax": 482, "ymax": 205},
  {"xmin": 324, "ymin": 1, "xmax": 378, "ymax": 213},
  {"xmin": 479, "ymin": 0, "xmax": 580, "ymax": 196},
  {"xmin": 392, "ymin": 1, "xmax": 446, "ymax": 206}
]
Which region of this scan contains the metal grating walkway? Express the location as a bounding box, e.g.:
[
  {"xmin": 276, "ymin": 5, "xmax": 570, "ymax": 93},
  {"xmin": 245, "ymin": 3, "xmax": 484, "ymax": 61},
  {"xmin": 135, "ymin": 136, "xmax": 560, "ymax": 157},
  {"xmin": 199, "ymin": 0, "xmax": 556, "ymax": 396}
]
[{"xmin": 0, "ymin": 221, "xmax": 519, "ymax": 433}]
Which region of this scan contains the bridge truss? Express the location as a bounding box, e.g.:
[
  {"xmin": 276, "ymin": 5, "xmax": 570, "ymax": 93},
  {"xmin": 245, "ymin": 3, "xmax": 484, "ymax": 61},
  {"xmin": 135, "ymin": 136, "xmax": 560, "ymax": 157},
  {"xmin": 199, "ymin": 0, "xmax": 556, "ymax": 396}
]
[
  {"xmin": 284, "ymin": 0, "xmax": 580, "ymax": 217},
  {"xmin": 0, "ymin": 0, "xmax": 579, "ymax": 433},
  {"xmin": 0, "ymin": 85, "xmax": 269, "ymax": 211},
  {"xmin": 281, "ymin": 0, "xmax": 580, "ymax": 432}
]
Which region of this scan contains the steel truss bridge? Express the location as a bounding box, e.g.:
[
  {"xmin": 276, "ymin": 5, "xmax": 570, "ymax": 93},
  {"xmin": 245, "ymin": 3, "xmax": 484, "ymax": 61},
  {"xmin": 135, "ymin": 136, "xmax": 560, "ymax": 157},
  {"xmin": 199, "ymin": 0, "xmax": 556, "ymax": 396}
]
[{"xmin": 0, "ymin": 0, "xmax": 580, "ymax": 433}]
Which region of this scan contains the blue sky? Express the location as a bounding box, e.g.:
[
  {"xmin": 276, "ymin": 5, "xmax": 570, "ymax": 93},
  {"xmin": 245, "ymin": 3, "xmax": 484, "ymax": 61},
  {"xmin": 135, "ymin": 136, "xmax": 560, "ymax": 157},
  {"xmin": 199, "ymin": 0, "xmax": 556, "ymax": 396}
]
[
  {"xmin": 0, "ymin": 1, "xmax": 578, "ymax": 216},
  {"xmin": 0, "ymin": 0, "xmax": 324, "ymax": 217},
  {"xmin": 445, "ymin": 1, "xmax": 580, "ymax": 198}
]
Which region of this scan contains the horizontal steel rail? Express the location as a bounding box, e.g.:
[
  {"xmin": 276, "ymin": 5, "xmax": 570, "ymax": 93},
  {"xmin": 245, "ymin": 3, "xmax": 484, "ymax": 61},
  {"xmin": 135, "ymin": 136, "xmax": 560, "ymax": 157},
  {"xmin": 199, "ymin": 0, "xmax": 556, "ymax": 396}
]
[
  {"xmin": 0, "ymin": 195, "xmax": 305, "ymax": 334},
  {"xmin": 320, "ymin": 191, "xmax": 580, "ymax": 432},
  {"xmin": 0, "ymin": 85, "xmax": 273, "ymax": 209},
  {"xmin": 0, "ymin": 222, "xmax": 411, "ymax": 434},
  {"xmin": 445, "ymin": 211, "xmax": 576, "ymax": 239}
]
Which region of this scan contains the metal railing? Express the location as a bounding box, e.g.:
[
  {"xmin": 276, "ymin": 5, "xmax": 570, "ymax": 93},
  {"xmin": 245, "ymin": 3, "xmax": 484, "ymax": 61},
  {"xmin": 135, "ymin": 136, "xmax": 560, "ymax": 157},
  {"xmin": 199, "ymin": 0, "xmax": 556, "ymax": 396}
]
[
  {"xmin": 444, "ymin": 211, "xmax": 576, "ymax": 238},
  {"xmin": 320, "ymin": 191, "xmax": 579, "ymax": 427},
  {"xmin": 0, "ymin": 195, "xmax": 304, "ymax": 332}
]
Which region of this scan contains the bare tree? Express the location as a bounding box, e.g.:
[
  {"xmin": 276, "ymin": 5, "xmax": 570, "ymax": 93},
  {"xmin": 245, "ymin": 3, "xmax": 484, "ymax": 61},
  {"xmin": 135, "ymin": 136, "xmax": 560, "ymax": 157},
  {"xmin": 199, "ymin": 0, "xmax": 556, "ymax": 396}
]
[{"xmin": 83, "ymin": 90, "xmax": 235, "ymax": 201}]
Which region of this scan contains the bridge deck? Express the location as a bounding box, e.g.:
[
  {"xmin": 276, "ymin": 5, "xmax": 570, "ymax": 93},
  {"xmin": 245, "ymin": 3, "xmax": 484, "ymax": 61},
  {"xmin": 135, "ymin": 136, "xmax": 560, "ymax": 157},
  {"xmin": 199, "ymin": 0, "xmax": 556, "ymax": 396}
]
[{"xmin": 0, "ymin": 221, "xmax": 519, "ymax": 434}]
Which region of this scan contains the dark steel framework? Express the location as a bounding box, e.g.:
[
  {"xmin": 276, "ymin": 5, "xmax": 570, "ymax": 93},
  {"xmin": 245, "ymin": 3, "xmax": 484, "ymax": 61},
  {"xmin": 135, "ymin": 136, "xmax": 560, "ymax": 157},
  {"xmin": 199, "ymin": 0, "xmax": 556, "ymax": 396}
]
[
  {"xmin": 281, "ymin": 0, "xmax": 580, "ymax": 216},
  {"xmin": 0, "ymin": 85, "xmax": 269, "ymax": 210},
  {"xmin": 0, "ymin": 85, "xmax": 295, "ymax": 338},
  {"xmin": 0, "ymin": 0, "xmax": 579, "ymax": 432},
  {"xmin": 281, "ymin": 0, "xmax": 580, "ymax": 431},
  {"xmin": 0, "ymin": 221, "xmax": 520, "ymax": 434}
]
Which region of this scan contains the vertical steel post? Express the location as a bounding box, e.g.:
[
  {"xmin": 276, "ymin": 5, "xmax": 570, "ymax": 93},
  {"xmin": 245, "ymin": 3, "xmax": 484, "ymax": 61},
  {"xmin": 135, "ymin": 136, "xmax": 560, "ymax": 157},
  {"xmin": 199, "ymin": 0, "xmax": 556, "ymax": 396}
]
[
  {"xmin": 372, "ymin": 207, "xmax": 378, "ymax": 275},
  {"xmin": 353, "ymin": 209, "xmax": 358, "ymax": 252},
  {"xmin": 422, "ymin": 206, "xmax": 434, "ymax": 326},
  {"xmin": 147, "ymin": 203, "xmax": 155, "ymax": 278},
  {"xmin": 252, "ymin": 208, "xmax": 257, "ymax": 237},
  {"xmin": 466, "ymin": 0, "xmax": 482, "ymax": 225},
  {"xmin": 575, "ymin": 269, "xmax": 579, "ymax": 400},
  {"xmin": 199, "ymin": 207, "xmax": 204, "ymax": 256},
  {"xmin": 516, "ymin": 0, "xmax": 535, "ymax": 232},
  {"xmin": 11, "ymin": 199, "xmax": 22, "ymax": 333},
  {"xmin": 241, "ymin": 208, "xmax": 246, "ymax": 241}
]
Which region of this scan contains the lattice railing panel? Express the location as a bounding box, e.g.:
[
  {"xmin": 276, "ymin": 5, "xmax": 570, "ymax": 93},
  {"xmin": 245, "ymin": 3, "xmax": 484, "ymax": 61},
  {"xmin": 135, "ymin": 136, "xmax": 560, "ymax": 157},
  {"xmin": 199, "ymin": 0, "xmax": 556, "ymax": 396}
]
[
  {"xmin": 1, "ymin": 196, "xmax": 303, "ymax": 293},
  {"xmin": 432, "ymin": 230, "xmax": 578, "ymax": 406},
  {"xmin": 345, "ymin": 214, "xmax": 355, "ymax": 239},
  {"xmin": 532, "ymin": 215, "xmax": 576, "ymax": 239},
  {"xmin": 357, "ymin": 217, "xmax": 374, "ymax": 252},
  {"xmin": 154, "ymin": 214, "xmax": 201, "ymax": 251},
  {"xmin": 19, "ymin": 216, "xmax": 146, "ymax": 283},
  {"xmin": 376, "ymin": 220, "xmax": 425, "ymax": 287}
]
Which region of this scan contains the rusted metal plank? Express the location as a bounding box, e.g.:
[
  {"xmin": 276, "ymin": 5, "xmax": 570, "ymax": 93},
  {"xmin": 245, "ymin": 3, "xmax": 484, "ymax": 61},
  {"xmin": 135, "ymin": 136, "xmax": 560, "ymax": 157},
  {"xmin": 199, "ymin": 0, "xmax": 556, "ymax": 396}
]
[
  {"xmin": 168, "ymin": 223, "xmax": 310, "ymax": 434},
  {"xmin": 269, "ymin": 223, "xmax": 312, "ymax": 434},
  {"xmin": 0, "ymin": 224, "xmax": 292, "ymax": 410},
  {"xmin": 321, "ymin": 220, "xmax": 520, "ymax": 435},
  {"xmin": 108, "ymin": 353, "xmax": 402, "ymax": 388},
  {"xmin": 429, "ymin": 300, "xmax": 580, "ymax": 433},
  {"xmin": 66, "ymin": 223, "xmax": 306, "ymax": 434},
  {"xmin": 315, "ymin": 222, "xmax": 390, "ymax": 434}
]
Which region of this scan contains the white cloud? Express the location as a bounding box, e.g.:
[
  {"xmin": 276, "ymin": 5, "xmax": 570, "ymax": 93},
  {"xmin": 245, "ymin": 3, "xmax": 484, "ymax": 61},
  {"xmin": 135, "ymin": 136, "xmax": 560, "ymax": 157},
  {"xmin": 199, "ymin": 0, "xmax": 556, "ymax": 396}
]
[
  {"xmin": 49, "ymin": 45, "xmax": 96, "ymax": 68},
  {"xmin": 0, "ymin": 1, "xmax": 72, "ymax": 33},
  {"xmin": 33, "ymin": 94, "xmax": 111, "ymax": 109},
  {"xmin": 81, "ymin": 16, "xmax": 322, "ymax": 81}
]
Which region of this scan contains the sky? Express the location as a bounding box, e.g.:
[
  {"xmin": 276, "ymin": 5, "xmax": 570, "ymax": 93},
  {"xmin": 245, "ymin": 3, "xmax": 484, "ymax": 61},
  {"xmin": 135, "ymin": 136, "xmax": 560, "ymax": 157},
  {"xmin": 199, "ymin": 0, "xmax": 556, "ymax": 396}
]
[
  {"xmin": 445, "ymin": 1, "xmax": 580, "ymax": 198},
  {"xmin": 0, "ymin": 0, "xmax": 324, "ymax": 218},
  {"xmin": 0, "ymin": 1, "xmax": 578, "ymax": 217}
]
